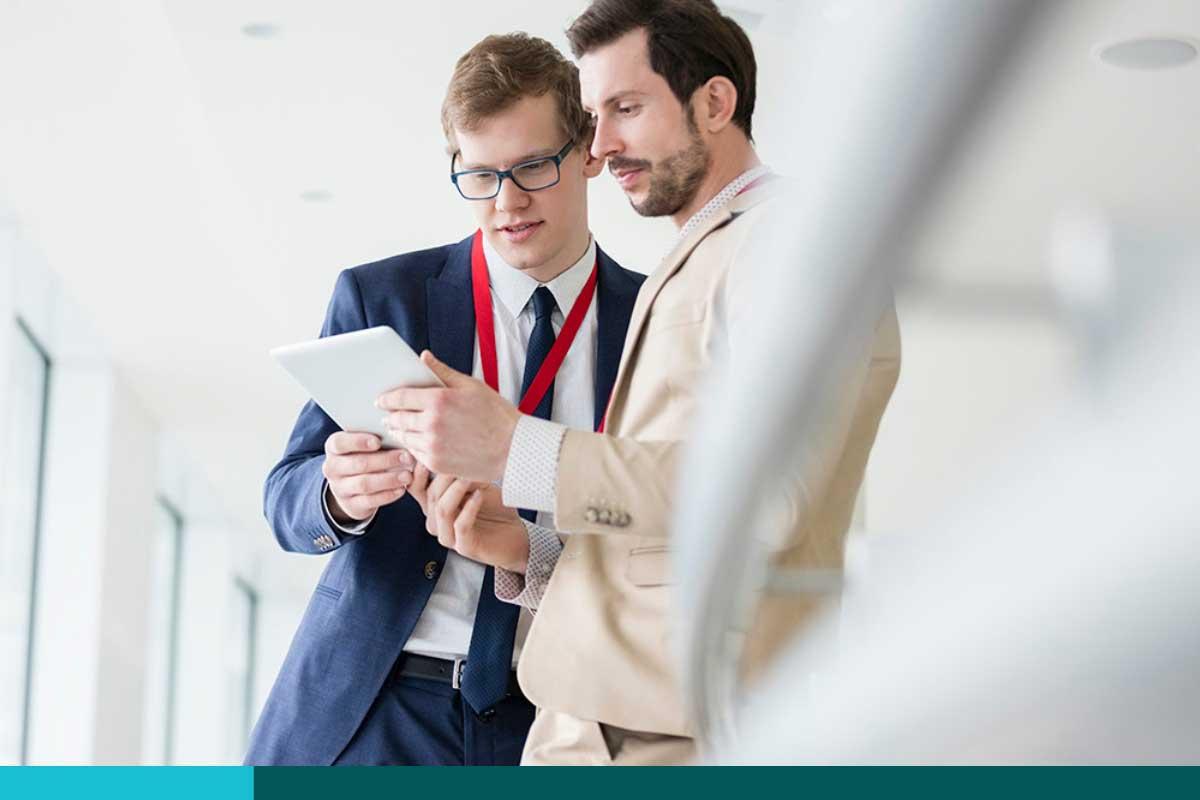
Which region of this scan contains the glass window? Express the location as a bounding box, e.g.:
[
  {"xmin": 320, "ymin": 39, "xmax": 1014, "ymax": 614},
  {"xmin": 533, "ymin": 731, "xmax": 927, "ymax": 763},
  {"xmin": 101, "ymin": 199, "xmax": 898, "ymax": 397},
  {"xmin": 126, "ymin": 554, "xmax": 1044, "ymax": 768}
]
[
  {"xmin": 0, "ymin": 319, "xmax": 50, "ymax": 765},
  {"xmin": 141, "ymin": 499, "xmax": 183, "ymax": 765},
  {"xmin": 226, "ymin": 578, "xmax": 258, "ymax": 762}
]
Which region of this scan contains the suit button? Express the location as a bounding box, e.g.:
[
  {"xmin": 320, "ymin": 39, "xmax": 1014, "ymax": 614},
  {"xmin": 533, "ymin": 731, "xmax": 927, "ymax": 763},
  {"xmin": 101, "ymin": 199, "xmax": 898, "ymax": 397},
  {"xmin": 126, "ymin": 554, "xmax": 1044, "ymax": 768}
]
[
  {"xmin": 598, "ymin": 509, "xmax": 613, "ymax": 524},
  {"xmin": 477, "ymin": 708, "xmax": 496, "ymax": 722},
  {"xmin": 424, "ymin": 561, "xmax": 440, "ymax": 580},
  {"xmin": 584, "ymin": 508, "xmax": 599, "ymax": 523},
  {"xmin": 617, "ymin": 513, "xmax": 631, "ymax": 527}
]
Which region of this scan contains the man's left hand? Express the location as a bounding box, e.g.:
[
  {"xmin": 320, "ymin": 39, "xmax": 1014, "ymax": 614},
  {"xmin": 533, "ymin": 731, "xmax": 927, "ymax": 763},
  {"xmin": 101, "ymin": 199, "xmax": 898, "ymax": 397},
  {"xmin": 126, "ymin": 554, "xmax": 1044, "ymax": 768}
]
[
  {"xmin": 407, "ymin": 464, "xmax": 530, "ymax": 574},
  {"xmin": 377, "ymin": 351, "xmax": 521, "ymax": 483}
]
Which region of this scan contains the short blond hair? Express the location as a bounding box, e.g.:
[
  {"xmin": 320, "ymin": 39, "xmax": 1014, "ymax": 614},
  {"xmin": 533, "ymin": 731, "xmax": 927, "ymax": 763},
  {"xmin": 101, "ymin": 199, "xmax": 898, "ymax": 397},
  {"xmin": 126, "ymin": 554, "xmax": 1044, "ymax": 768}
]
[{"xmin": 441, "ymin": 33, "xmax": 593, "ymax": 157}]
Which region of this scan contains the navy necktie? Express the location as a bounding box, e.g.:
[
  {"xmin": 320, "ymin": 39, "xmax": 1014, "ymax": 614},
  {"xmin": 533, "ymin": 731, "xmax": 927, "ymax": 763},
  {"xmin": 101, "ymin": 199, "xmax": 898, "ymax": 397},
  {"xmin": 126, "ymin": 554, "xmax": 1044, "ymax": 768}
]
[{"xmin": 460, "ymin": 286, "xmax": 557, "ymax": 715}]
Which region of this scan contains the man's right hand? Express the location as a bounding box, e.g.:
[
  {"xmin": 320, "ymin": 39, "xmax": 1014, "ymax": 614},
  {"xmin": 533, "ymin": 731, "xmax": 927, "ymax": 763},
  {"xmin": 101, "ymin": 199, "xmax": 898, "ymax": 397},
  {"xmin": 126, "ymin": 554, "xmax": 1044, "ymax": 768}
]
[{"xmin": 323, "ymin": 432, "xmax": 415, "ymax": 525}]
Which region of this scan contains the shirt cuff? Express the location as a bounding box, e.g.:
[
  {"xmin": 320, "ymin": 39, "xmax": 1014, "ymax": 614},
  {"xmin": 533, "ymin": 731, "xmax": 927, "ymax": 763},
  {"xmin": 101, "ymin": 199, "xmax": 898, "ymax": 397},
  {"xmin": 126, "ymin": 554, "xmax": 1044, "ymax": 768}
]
[
  {"xmin": 494, "ymin": 519, "xmax": 563, "ymax": 611},
  {"xmin": 322, "ymin": 481, "xmax": 374, "ymax": 535},
  {"xmin": 501, "ymin": 415, "xmax": 566, "ymax": 513}
]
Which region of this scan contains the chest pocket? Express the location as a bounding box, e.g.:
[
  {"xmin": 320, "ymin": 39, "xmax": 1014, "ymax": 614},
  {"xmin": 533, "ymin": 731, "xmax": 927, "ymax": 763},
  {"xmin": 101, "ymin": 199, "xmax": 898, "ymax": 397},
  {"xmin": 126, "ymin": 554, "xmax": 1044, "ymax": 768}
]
[
  {"xmin": 638, "ymin": 299, "xmax": 712, "ymax": 410},
  {"xmin": 644, "ymin": 301, "xmax": 707, "ymax": 336},
  {"xmin": 626, "ymin": 545, "xmax": 672, "ymax": 587}
]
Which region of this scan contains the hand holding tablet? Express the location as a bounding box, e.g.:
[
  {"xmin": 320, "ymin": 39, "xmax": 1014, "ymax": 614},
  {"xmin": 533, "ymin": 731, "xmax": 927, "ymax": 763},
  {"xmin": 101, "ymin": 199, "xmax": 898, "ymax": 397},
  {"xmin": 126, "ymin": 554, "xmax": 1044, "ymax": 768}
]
[{"xmin": 271, "ymin": 326, "xmax": 444, "ymax": 449}]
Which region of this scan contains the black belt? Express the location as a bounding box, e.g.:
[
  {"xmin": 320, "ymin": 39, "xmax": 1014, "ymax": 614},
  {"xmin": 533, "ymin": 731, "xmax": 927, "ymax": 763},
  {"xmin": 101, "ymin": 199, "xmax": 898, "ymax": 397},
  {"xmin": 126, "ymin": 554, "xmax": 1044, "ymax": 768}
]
[{"xmin": 392, "ymin": 653, "xmax": 522, "ymax": 698}]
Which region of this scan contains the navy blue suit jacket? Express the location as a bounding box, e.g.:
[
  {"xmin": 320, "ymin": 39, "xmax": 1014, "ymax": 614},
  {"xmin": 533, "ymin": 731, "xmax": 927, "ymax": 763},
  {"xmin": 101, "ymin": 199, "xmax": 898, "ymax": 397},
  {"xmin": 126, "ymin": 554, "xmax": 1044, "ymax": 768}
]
[{"xmin": 245, "ymin": 234, "xmax": 643, "ymax": 765}]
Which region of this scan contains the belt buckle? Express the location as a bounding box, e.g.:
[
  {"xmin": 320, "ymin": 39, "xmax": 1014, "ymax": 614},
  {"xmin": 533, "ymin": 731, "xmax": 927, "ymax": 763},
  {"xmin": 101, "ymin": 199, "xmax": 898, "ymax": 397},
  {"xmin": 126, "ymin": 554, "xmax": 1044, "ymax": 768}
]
[{"xmin": 451, "ymin": 658, "xmax": 465, "ymax": 690}]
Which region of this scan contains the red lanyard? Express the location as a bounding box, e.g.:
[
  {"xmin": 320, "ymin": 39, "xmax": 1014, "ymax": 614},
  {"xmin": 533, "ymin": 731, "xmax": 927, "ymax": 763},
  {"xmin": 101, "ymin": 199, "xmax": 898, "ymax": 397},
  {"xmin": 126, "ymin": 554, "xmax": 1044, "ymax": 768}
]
[{"xmin": 470, "ymin": 229, "xmax": 598, "ymax": 417}]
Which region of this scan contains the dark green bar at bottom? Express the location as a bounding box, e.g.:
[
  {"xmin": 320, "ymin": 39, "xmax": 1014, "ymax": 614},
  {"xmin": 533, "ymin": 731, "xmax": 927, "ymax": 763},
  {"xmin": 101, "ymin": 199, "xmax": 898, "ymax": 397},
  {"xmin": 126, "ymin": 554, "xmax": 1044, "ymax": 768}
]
[{"xmin": 253, "ymin": 765, "xmax": 1199, "ymax": 800}]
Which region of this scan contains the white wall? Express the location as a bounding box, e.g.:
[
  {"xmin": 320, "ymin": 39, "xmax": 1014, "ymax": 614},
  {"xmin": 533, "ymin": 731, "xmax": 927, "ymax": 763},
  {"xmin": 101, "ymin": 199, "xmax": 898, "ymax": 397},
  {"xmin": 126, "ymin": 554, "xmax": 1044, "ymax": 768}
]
[
  {"xmin": 92, "ymin": 375, "xmax": 159, "ymax": 764},
  {"xmin": 0, "ymin": 214, "xmax": 24, "ymax": 763},
  {"xmin": 0, "ymin": 215, "xmax": 12, "ymax": 456},
  {"xmin": 865, "ymin": 292, "xmax": 1076, "ymax": 535},
  {"xmin": 0, "ymin": 212, "xmax": 302, "ymax": 765},
  {"xmin": 10, "ymin": 217, "xmax": 162, "ymax": 764}
]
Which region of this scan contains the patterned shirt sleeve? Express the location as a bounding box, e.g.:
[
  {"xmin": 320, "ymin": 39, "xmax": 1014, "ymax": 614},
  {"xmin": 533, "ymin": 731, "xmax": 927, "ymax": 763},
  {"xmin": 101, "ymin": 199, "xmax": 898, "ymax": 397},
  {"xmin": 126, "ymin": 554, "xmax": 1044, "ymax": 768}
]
[
  {"xmin": 494, "ymin": 519, "xmax": 564, "ymax": 611},
  {"xmin": 501, "ymin": 415, "xmax": 566, "ymax": 513},
  {"xmin": 322, "ymin": 480, "xmax": 374, "ymax": 535}
]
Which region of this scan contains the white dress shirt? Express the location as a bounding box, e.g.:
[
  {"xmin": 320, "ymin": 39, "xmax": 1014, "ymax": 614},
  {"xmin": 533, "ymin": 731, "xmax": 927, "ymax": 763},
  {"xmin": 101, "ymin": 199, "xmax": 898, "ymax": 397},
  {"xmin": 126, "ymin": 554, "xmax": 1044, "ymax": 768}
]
[{"xmin": 384, "ymin": 235, "xmax": 598, "ymax": 663}]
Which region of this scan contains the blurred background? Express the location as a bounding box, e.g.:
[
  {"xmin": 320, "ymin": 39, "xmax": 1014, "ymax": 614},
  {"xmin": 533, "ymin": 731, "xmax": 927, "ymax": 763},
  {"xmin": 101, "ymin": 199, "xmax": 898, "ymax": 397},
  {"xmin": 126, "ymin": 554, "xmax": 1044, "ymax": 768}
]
[{"xmin": 1, "ymin": 0, "xmax": 1196, "ymax": 764}]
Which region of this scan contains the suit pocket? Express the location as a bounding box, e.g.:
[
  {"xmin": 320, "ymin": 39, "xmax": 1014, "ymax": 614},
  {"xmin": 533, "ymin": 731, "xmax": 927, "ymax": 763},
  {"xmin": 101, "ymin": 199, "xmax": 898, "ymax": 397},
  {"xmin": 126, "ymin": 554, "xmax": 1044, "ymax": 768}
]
[
  {"xmin": 626, "ymin": 545, "xmax": 672, "ymax": 587},
  {"xmin": 279, "ymin": 583, "xmax": 344, "ymax": 681},
  {"xmin": 644, "ymin": 301, "xmax": 706, "ymax": 335},
  {"xmin": 313, "ymin": 584, "xmax": 343, "ymax": 601}
]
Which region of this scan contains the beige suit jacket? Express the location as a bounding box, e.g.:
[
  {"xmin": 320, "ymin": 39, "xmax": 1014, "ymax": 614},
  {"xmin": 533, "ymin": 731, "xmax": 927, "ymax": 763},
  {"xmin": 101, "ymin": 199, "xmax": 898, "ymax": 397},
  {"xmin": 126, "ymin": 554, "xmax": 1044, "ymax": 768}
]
[{"xmin": 516, "ymin": 183, "xmax": 902, "ymax": 737}]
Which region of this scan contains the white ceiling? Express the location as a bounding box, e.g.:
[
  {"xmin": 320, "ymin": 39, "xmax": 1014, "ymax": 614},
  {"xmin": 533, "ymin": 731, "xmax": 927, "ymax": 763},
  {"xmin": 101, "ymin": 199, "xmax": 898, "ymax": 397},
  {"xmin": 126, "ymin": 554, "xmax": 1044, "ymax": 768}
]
[
  {"xmin": 0, "ymin": 0, "xmax": 1197, "ymax": 538},
  {"xmin": 908, "ymin": 0, "xmax": 1200, "ymax": 287}
]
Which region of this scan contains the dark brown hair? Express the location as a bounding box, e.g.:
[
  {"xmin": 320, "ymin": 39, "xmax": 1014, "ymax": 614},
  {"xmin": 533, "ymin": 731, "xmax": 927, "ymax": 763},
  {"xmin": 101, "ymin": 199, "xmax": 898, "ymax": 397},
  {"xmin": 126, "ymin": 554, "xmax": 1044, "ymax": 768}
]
[
  {"xmin": 566, "ymin": 0, "xmax": 756, "ymax": 139},
  {"xmin": 441, "ymin": 33, "xmax": 593, "ymax": 156}
]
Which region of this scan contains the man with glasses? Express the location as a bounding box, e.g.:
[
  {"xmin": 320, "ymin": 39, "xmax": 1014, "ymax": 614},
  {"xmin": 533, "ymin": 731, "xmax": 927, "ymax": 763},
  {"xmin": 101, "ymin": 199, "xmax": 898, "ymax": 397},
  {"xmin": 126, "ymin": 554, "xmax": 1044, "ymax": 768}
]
[{"xmin": 245, "ymin": 32, "xmax": 643, "ymax": 766}]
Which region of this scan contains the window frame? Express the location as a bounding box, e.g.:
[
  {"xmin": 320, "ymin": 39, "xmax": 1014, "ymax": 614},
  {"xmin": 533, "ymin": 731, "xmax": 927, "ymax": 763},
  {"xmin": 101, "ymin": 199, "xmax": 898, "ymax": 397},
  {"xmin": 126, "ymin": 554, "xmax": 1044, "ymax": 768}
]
[{"xmin": 12, "ymin": 316, "xmax": 51, "ymax": 766}]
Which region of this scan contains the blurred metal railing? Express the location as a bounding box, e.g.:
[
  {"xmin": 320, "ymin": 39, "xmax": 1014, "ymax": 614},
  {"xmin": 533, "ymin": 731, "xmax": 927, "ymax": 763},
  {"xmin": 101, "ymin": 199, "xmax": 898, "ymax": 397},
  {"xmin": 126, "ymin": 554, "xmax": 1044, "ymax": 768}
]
[
  {"xmin": 723, "ymin": 226, "xmax": 1200, "ymax": 763},
  {"xmin": 670, "ymin": 0, "xmax": 1040, "ymax": 755}
]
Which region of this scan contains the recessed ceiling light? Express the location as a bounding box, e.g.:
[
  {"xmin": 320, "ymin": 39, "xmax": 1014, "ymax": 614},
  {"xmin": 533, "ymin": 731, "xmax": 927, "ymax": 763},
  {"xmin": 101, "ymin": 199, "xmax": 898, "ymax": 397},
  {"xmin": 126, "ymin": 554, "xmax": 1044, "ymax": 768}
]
[
  {"xmin": 300, "ymin": 190, "xmax": 333, "ymax": 203},
  {"xmin": 241, "ymin": 22, "xmax": 281, "ymax": 39},
  {"xmin": 1096, "ymin": 36, "xmax": 1198, "ymax": 70}
]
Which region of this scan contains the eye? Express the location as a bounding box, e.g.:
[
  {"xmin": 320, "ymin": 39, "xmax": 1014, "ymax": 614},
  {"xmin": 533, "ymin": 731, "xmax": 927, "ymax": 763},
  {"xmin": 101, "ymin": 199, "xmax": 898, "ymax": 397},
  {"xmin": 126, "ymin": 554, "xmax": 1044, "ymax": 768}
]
[
  {"xmin": 463, "ymin": 172, "xmax": 496, "ymax": 189},
  {"xmin": 513, "ymin": 159, "xmax": 555, "ymax": 179},
  {"xmin": 617, "ymin": 104, "xmax": 640, "ymax": 116}
]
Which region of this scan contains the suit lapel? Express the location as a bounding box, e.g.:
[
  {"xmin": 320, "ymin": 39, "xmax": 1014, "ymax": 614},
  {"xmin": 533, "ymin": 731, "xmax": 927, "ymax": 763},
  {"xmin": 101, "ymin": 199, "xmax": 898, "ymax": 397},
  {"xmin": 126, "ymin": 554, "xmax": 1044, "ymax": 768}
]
[
  {"xmin": 601, "ymin": 207, "xmax": 735, "ymax": 430},
  {"xmin": 602, "ymin": 182, "xmax": 778, "ymax": 432},
  {"xmin": 593, "ymin": 246, "xmax": 640, "ymax": 430},
  {"xmin": 424, "ymin": 234, "xmax": 476, "ymax": 376}
]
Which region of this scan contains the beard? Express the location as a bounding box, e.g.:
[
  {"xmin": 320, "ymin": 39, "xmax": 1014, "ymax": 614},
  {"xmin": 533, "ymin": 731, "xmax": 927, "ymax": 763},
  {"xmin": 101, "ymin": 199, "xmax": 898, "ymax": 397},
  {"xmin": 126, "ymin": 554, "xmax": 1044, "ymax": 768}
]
[{"xmin": 611, "ymin": 108, "xmax": 711, "ymax": 218}]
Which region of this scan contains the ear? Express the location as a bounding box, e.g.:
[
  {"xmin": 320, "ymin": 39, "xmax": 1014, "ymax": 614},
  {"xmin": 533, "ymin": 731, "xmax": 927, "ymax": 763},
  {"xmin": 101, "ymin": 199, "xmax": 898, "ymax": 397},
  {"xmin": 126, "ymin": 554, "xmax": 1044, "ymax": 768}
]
[
  {"xmin": 582, "ymin": 145, "xmax": 605, "ymax": 179},
  {"xmin": 696, "ymin": 76, "xmax": 738, "ymax": 134}
]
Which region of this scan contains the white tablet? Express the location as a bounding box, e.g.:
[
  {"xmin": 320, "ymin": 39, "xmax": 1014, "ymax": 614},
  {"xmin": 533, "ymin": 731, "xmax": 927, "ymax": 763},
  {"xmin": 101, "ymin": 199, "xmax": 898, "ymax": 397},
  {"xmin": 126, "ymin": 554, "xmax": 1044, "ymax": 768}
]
[{"xmin": 271, "ymin": 326, "xmax": 443, "ymax": 449}]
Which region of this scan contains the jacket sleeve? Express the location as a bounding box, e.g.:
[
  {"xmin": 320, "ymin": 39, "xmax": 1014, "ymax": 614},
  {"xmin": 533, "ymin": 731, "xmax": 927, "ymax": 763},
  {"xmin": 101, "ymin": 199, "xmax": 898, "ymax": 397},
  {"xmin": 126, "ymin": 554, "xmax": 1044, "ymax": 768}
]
[
  {"xmin": 262, "ymin": 269, "xmax": 379, "ymax": 554},
  {"xmin": 550, "ymin": 306, "xmax": 900, "ymax": 548}
]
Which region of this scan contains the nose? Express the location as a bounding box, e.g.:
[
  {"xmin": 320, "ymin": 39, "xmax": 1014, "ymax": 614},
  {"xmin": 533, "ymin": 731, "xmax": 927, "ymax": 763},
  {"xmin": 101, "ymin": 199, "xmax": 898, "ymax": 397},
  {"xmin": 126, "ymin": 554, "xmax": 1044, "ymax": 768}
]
[
  {"xmin": 494, "ymin": 174, "xmax": 531, "ymax": 214},
  {"xmin": 590, "ymin": 115, "xmax": 621, "ymax": 162}
]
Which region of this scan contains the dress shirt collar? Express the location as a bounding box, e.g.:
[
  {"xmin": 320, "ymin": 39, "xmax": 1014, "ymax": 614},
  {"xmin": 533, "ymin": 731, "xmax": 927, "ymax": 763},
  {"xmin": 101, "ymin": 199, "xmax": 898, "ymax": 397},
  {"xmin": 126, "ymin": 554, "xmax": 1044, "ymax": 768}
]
[
  {"xmin": 677, "ymin": 164, "xmax": 771, "ymax": 242},
  {"xmin": 482, "ymin": 234, "xmax": 597, "ymax": 320}
]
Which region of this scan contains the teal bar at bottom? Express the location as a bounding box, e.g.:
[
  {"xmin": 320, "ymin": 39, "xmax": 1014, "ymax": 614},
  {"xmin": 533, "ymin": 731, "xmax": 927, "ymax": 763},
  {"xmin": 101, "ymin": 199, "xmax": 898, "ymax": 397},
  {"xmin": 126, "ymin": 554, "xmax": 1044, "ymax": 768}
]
[{"xmin": 0, "ymin": 766, "xmax": 253, "ymax": 800}]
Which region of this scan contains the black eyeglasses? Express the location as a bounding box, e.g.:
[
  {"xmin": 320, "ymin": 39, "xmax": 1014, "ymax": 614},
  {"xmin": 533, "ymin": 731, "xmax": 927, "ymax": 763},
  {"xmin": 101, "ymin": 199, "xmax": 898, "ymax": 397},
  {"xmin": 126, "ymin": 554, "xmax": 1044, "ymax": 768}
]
[{"xmin": 450, "ymin": 140, "xmax": 575, "ymax": 200}]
